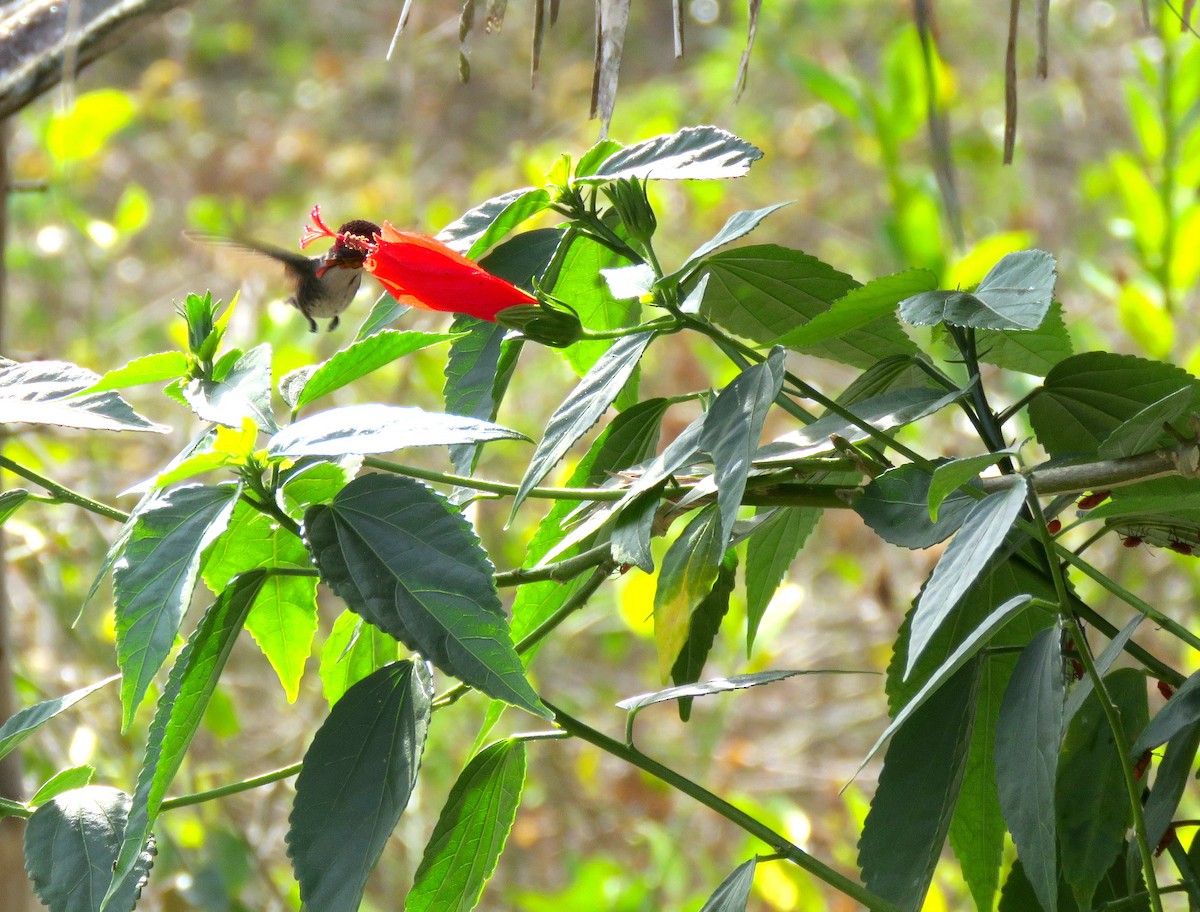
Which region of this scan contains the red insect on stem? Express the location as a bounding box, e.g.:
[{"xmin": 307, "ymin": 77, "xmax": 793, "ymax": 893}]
[
  {"xmin": 1157, "ymin": 680, "xmax": 1176, "ymax": 700},
  {"xmin": 1046, "ymin": 519, "xmax": 1062, "ymax": 535}
]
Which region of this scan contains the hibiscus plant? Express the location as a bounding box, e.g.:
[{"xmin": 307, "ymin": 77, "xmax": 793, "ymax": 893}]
[{"xmin": 5, "ymin": 125, "xmax": 1200, "ymax": 912}]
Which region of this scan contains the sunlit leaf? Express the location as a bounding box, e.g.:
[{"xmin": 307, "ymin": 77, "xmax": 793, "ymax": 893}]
[
  {"xmin": 585, "ymin": 125, "xmax": 763, "ymax": 181},
  {"xmin": 0, "ymin": 359, "xmax": 167, "ymax": 433},
  {"xmin": 668, "ymin": 553, "xmax": 738, "ymax": 720},
  {"xmin": 182, "ymin": 344, "xmax": 276, "ymax": 431},
  {"xmin": 698, "ymin": 858, "xmax": 757, "ymax": 912},
  {"xmin": 0, "ymin": 676, "xmax": 117, "ymax": 762},
  {"xmin": 900, "ymin": 250, "xmax": 1057, "ymax": 331},
  {"xmin": 86, "ymin": 352, "xmax": 189, "ymax": 393}
]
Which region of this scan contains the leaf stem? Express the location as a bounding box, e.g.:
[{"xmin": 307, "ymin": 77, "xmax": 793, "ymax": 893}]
[
  {"xmin": 0, "ymin": 454, "xmax": 128, "ymax": 522},
  {"xmin": 364, "ymin": 457, "xmax": 625, "ymax": 502},
  {"xmin": 545, "ymin": 699, "xmax": 908, "ymax": 912},
  {"xmin": 495, "ymin": 544, "xmax": 615, "ymax": 587},
  {"xmin": 160, "ymin": 762, "xmax": 301, "ymax": 812}
]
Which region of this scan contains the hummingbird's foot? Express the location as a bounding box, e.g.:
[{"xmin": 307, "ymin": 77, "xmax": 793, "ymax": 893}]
[
  {"xmin": 327, "ymin": 316, "xmax": 340, "ymax": 331},
  {"xmin": 305, "ymin": 315, "xmax": 318, "ymax": 332}
]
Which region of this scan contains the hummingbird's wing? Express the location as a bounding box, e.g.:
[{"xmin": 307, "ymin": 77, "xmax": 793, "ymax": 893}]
[{"xmin": 183, "ymin": 230, "xmax": 314, "ymax": 271}]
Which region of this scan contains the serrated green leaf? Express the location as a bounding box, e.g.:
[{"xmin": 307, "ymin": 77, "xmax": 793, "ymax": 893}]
[
  {"xmin": 976, "ymin": 300, "xmax": 1073, "ymax": 376},
  {"xmin": 29, "ymin": 766, "xmax": 95, "ymax": 806},
  {"xmin": 1028, "ymin": 352, "xmax": 1199, "ymax": 459},
  {"xmin": 928, "ymin": 452, "xmax": 1015, "ymax": 521},
  {"xmin": 113, "ymin": 483, "xmax": 241, "ymax": 729},
  {"xmin": 510, "ymin": 331, "xmax": 653, "ymax": 520},
  {"xmin": 859, "ymin": 662, "xmax": 979, "ymax": 912},
  {"xmin": 304, "ymin": 474, "xmax": 548, "ymax": 717},
  {"xmin": 25, "ymin": 786, "xmax": 153, "ymax": 912},
  {"xmin": 744, "ymin": 507, "xmax": 820, "ymax": 653},
  {"xmin": 855, "ymin": 463, "xmax": 978, "ymax": 550},
  {"xmin": 268, "ymin": 403, "xmax": 528, "ymax": 457},
  {"xmin": 677, "ymin": 203, "xmax": 793, "ymax": 276},
  {"xmin": 86, "ymin": 352, "xmax": 190, "ymax": 393},
  {"xmin": 907, "ymin": 476, "xmax": 1028, "ymax": 675},
  {"xmin": 354, "ymin": 292, "xmax": 409, "ymax": 341},
  {"xmin": 697, "ymin": 858, "xmax": 757, "ymax": 912},
  {"xmin": 654, "ymin": 507, "xmax": 723, "ymax": 680},
  {"xmin": 462, "ymin": 189, "xmax": 552, "ymax": 260},
  {"xmin": 444, "ymin": 318, "xmax": 511, "ymax": 478},
  {"xmin": 668, "ymin": 553, "xmax": 737, "ymax": 720},
  {"xmin": 202, "ymin": 503, "xmax": 317, "ymax": 701},
  {"xmin": 584, "ymin": 125, "xmax": 763, "ymax": 181},
  {"xmin": 0, "ymin": 358, "xmax": 167, "ymax": 433},
  {"xmin": 288, "ymin": 330, "xmax": 455, "ymax": 411},
  {"xmin": 288, "ymin": 660, "xmax": 432, "ymax": 912},
  {"xmin": 900, "ymin": 250, "xmax": 1057, "ymax": 331},
  {"xmin": 319, "ymin": 610, "xmax": 400, "ymax": 708},
  {"xmin": 773, "ymin": 268, "xmax": 936, "ymax": 351},
  {"xmin": 1097, "ymin": 386, "xmax": 1192, "ymax": 459},
  {"xmin": 405, "ymin": 739, "xmax": 527, "ymax": 912},
  {"xmin": 702, "ymin": 348, "xmax": 785, "ymax": 550},
  {"xmin": 1058, "ymin": 669, "xmax": 1147, "ymax": 911},
  {"xmin": 105, "ymin": 570, "xmax": 266, "ymax": 911},
  {"xmin": 182, "ymin": 343, "xmax": 276, "ymax": 432},
  {"xmin": 437, "ymin": 187, "xmax": 540, "ymax": 253},
  {"xmin": 996, "ymin": 626, "xmax": 1064, "ymax": 912},
  {"xmin": 0, "ymin": 676, "xmax": 116, "ymax": 762}
]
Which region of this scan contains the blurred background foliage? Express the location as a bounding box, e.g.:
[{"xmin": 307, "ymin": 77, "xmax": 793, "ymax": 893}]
[{"xmin": 3, "ymin": 1, "xmax": 1199, "ymax": 910}]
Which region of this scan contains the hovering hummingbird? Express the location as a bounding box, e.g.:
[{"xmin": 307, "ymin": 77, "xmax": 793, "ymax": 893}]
[{"xmin": 185, "ymin": 218, "xmax": 381, "ymax": 332}]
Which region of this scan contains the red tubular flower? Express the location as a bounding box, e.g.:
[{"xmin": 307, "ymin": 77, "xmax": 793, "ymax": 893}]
[{"xmin": 366, "ymin": 223, "xmax": 537, "ymax": 321}]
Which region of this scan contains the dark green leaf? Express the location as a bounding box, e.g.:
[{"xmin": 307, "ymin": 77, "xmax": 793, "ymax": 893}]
[
  {"xmin": 182, "ymin": 343, "xmax": 277, "ymax": 431},
  {"xmin": 319, "ymin": 610, "xmax": 400, "ymax": 708},
  {"xmin": 267, "ymin": 404, "xmax": 527, "ymax": 458},
  {"xmin": 287, "ymin": 660, "xmax": 432, "ymax": 912},
  {"xmin": 510, "ymin": 331, "xmax": 654, "ymax": 519},
  {"xmin": 1064, "ymin": 613, "xmax": 1144, "ymax": 721},
  {"xmin": 677, "ymin": 203, "xmax": 793, "ymax": 276},
  {"xmin": 1096, "ymin": 387, "xmax": 1192, "ymax": 459},
  {"xmin": 287, "ymin": 330, "xmax": 455, "ymax": 411},
  {"xmin": 354, "ymin": 292, "xmax": 409, "ymax": 340},
  {"xmin": 654, "ymin": 507, "xmax": 723, "ymax": 678},
  {"xmin": 855, "ymin": 464, "xmax": 978, "ymax": 549},
  {"xmin": 610, "ymin": 491, "xmax": 658, "ymax": 573},
  {"xmin": 304, "ymin": 474, "xmax": 548, "ymax": 717},
  {"xmin": 773, "ymin": 269, "xmax": 935, "ymax": 351},
  {"xmin": 996, "ymin": 626, "xmax": 1064, "ymax": 912},
  {"xmin": 0, "ymin": 358, "xmax": 167, "ymax": 433},
  {"xmin": 0, "ymin": 675, "xmax": 116, "ymax": 762},
  {"xmin": 698, "ymin": 245, "xmax": 916, "ymax": 367},
  {"xmin": 859, "ymin": 662, "xmax": 979, "ymax": 912},
  {"xmin": 1134, "ymin": 669, "xmax": 1200, "ymax": 753},
  {"xmin": 697, "ymin": 858, "xmax": 757, "ymax": 912},
  {"xmin": 668, "ymin": 553, "xmax": 737, "ymax": 720},
  {"xmin": 25, "ymin": 787, "xmax": 154, "ymax": 912},
  {"xmin": 437, "ymin": 187, "xmax": 540, "ymax": 253},
  {"xmin": 86, "ymin": 351, "xmax": 190, "ymax": 392},
  {"xmin": 1144, "ymin": 721, "xmax": 1200, "ymax": 850},
  {"xmin": 976, "ymin": 300, "xmax": 1073, "ymax": 376},
  {"xmin": 1057, "ymin": 669, "xmax": 1147, "ymax": 911},
  {"xmin": 1028, "ymin": 352, "xmax": 1199, "ymax": 459},
  {"xmin": 907, "ymin": 476, "xmax": 1028, "ymax": 675},
  {"xmin": 702, "ymin": 348, "xmax": 785, "ymax": 549},
  {"xmin": 585, "ymin": 125, "xmax": 762, "ymax": 181},
  {"xmin": 107, "ymin": 571, "xmax": 267, "ymax": 909},
  {"xmin": 113, "ymin": 483, "xmax": 241, "ymax": 729},
  {"xmin": 405, "ymin": 739, "xmax": 527, "ymax": 912},
  {"xmin": 900, "ymin": 250, "xmax": 1057, "ymax": 331},
  {"xmin": 745, "ymin": 507, "xmax": 821, "ymax": 653}
]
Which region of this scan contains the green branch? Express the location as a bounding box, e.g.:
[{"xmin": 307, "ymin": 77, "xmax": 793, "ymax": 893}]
[{"xmin": 0, "ymin": 454, "xmax": 128, "ymax": 523}]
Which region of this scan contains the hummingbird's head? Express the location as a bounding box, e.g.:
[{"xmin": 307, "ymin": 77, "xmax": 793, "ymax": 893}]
[{"xmin": 325, "ymin": 219, "xmax": 381, "ymax": 268}]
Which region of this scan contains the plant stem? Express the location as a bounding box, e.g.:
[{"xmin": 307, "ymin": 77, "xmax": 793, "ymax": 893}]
[
  {"xmin": 0, "ymin": 455, "xmax": 128, "ymax": 522},
  {"xmin": 364, "ymin": 457, "xmax": 625, "ymax": 502},
  {"xmin": 495, "ymin": 543, "xmax": 615, "ymax": 587},
  {"xmin": 545, "ymin": 699, "xmax": 907, "ymax": 912},
  {"xmin": 160, "ymin": 762, "xmax": 301, "ymax": 812}
]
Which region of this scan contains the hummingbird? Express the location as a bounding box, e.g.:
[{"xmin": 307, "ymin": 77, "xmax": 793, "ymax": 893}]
[{"xmin": 185, "ymin": 218, "xmax": 381, "ymax": 332}]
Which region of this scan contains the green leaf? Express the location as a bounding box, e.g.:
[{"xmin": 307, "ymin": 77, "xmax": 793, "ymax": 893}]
[
  {"xmin": 1143, "ymin": 721, "xmax": 1200, "ymax": 849},
  {"xmin": 29, "ymin": 766, "xmax": 95, "ymax": 806},
  {"xmin": 1096, "ymin": 386, "xmax": 1192, "ymax": 459},
  {"xmin": 1133, "ymin": 669, "xmax": 1200, "ymax": 753},
  {"xmin": 995, "ymin": 626, "xmax": 1064, "ymax": 912},
  {"xmin": 584, "ymin": 125, "xmax": 762, "ymax": 181},
  {"xmin": 859, "ymin": 662, "xmax": 979, "ymax": 912},
  {"xmin": 773, "ymin": 269, "xmax": 936, "ymax": 350},
  {"xmin": 304, "ymin": 474, "xmax": 548, "ymax": 717},
  {"xmin": 855, "ymin": 463, "xmax": 979, "ymax": 550},
  {"xmin": 462, "ymin": 189, "xmax": 552, "ymax": 259},
  {"xmin": 610, "ymin": 492, "xmax": 658, "ymax": 572},
  {"xmin": 0, "ymin": 488, "xmax": 29, "ymax": 527},
  {"xmin": 900, "ymin": 250, "xmax": 1057, "ymax": 330},
  {"xmin": 288, "ymin": 660, "xmax": 432, "ymax": 912},
  {"xmin": 928, "ymin": 452, "xmax": 1016, "ymax": 521},
  {"xmin": 443, "ymin": 318, "xmax": 512, "ymax": 478},
  {"xmin": 44, "ymin": 89, "xmax": 136, "ymax": 163},
  {"xmin": 553, "ymin": 233, "xmax": 639, "ymax": 375},
  {"xmin": 24, "ymin": 786, "xmax": 154, "ymax": 912},
  {"xmin": 620, "ymin": 668, "xmax": 828, "ymax": 713},
  {"xmin": 976, "ymin": 300, "xmax": 1073, "ymax": 376},
  {"xmin": 0, "ymin": 358, "xmax": 168, "ymax": 433},
  {"xmin": 182, "ymin": 344, "xmax": 277, "ymax": 432},
  {"xmin": 355, "ymin": 293, "xmax": 409, "ymax": 340},
  {"xmin": 319, "ymin": 610, "xmax": 400, "ymax": 708},
  {"xmin": 745, "ymin": 507, "xmax": 821, "ymax": 653},
  {"xmin": 0, "ymin": 676, "xmax": 116, "ymax": 762},
  {"xmin": 405, "ymin": 739, "xmax": 527, "ymax": 912},
  {"xmin": 907, "ymin": 476, "xmax": 1028, "ymax": 675},
  {"xmin": 113, "ymin": 483, "xmax": 241, "ymax": 729},
  {"xmin": 653, "ymin": 507, "xmax": 723, "ymax": 679},
  {"xmin": 510, "ymin": 331, "xmax": 654, "ymax": 519},
  {"xmin": 697, "ymin": 858, "xmax": 757, "ymax": 912},
  {"xmin": 702, "ymin": 348, "xmax": 785, "ymax": 549},
  {"xmin": 574, "ymin": 139, "xmax": 624, "ymax": 177},
  {"xmin": 268, "ymin": 404, "xmax": 528, "ymax": 457},
  {"xmin": 437, "ymin": 187, "xmax": 541, "ymax": 253},
  {"xmin": 86, "ymin": 352, "xmax": 190, "ymax": 393},
  {"xmin": 677, "ymin": 203, "xmax": 793, "ymax": 276},
  {"xmin": 697, "ymin": 245, "xmax": 915, "ymax": 367},
  {"xmin": 106, "ymin": 571, "xmax": 266, "ymax": 911},
  {"xmin": 287, "ymin": 330, "xmax": 455, "ymax": 411},
  {"xmin": 202, "ymin": 503, "xmax": 318, "ymax": 701},
  {"xmin": 1058, "ymin": 669, "xmax": 1147, "ymax": 911},
  {"xmin": 1028, "ymin": 352, "xmax": 1199, "ymax": 459},
  {"xmin": 279, "ymin": 457, "xmax": 359, "ymax": 519},
  {"xmin": 669, "ymin": 553, "xmax": 738, "ymax": 720}
]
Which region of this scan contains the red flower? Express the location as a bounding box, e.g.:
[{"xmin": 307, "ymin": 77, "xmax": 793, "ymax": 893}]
[{"xmin": 301, "ymin": 206, "xmax": 536, "ymax": 322}]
